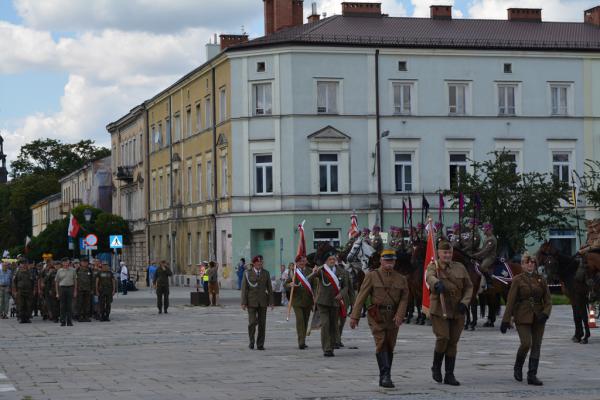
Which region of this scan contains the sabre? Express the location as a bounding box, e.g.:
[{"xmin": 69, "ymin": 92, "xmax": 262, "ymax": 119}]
[{"xmin": 429, "ymin": 217, "xmax": 448, "ymax": 319}]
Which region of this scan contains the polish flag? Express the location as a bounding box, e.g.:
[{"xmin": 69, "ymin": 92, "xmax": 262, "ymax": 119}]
[
  {"xmin": 421, "ymin": 221, "xmax": 436, "ymax": 316},
  {"xmin": 68, "ymin": 214, "xmax": 80, "ymax": 238},
  {"xmin": 322, "ymin": 264, "xmax": 346, "ymax": 318},
  {"xmin": 295, "ymin": 266, "xmax": 314, "ymax": 298},
  {"xmin": 348, "ymin": 213, "xmax": 359, "ymax": 239},
  {"xmin": 296, "ymin": 220, "xmax": 306, "ymax": 260}
]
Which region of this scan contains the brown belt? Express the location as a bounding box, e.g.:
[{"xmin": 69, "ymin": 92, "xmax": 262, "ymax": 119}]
[{"xmin": 378, "ymin": 304, "xmax": 396, "ymax": 311}]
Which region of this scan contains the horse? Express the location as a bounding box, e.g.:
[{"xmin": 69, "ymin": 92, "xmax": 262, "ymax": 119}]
[
  {"xmin": 345, "ymin": 236, "xmax": 377, "ymax": 272},
  {"xmin": 537, "ymin": 241, "xmax": 591, "ymax": 344},
  {"xmin": 405, "ymin": 240, "xmax": 426, "ymax": 325}
]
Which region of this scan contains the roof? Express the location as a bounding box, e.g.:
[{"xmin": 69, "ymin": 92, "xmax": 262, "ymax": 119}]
[{"xmin": 228, "ymin": 14, "xmax": 600, "ymax": 52}]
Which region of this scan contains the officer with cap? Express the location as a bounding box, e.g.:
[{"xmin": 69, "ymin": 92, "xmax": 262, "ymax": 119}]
[
  {"xmin": 426, "ymin": 240, "xmax": 473, "ymax": 386},
  {"xmin": 350, "ymin": 246, "xmax": 409, "ymax": 388},
  {"xmin": 241, "ymin": 255, "xmax": 273, "ymax": 350}
]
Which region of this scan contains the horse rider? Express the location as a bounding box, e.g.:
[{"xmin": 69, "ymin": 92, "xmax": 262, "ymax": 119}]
[
  {"xmin": 449, "ymin": 223, "xmax": 462, "ymax": 249},
  {"xmin": 426, "ymin": 240, "xmax": 473, "ymax": 386},
  {"xmin": 350, "ymin": 246, "xmax": 409, "ymax": 388},
  {"xmin": 460, "ymin": 218, "xmax": 481, "ymax": 253},
  {"xmin": 472, "ymin": 223, "xmax": 497, "ymax": 288},
  {"xmin": 434, "ymin": 222, "xmax": 446, "ymax": 243},
  {"xmin": 371, "ymin": 225, "xmax": 384, "ymax": 254},
  {"xmin": 501, "ymin": 252, "xmax": 551, "ymax": 386}
]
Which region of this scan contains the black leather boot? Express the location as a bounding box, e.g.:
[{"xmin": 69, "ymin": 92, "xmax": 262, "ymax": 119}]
[
  {"xmin": 443, "ymin": 356, "xmax": 460, "ymax": 386},
  {"xmin": 380, "ymin": 352, "xmax": 394, "ymax": 388},
  {"xmin": 527, "ymin": 358, "xmax": 543, "ymax": 386},
  {"xmin": 431, "ymin": 351, "xmax": 444, "ymax": 383},
  {"xmin": 514, "ymin": 353, "xmax": 526, "ymax": 382},
  {"xmin": 375, "ymin": 353, "xmax": 384, "ymax": 387}
]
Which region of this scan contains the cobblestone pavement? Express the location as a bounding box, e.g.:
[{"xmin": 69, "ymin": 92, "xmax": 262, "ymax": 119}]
[{"xmin": 1, "ymin": 288, "xmax": 599, "ymax": 400}]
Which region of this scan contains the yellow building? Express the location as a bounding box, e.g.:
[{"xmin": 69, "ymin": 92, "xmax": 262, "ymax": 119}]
[{"xmin": 30, "ymin": 193, "xmax": 61, "ymax": 237}]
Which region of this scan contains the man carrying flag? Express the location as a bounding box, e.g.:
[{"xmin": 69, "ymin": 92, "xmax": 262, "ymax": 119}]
[{"xmin": 350, "ymin": 245, "xmax": 409, "ymax": 388}]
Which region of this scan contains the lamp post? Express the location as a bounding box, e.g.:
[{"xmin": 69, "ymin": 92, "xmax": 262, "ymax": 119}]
[
  {"xmin": 83, "ymin": 208, "xmax": 92, "ymax": 262},
  {"xmin": 375, "ymin": 130, "xmax": 390, "ymax": 228}
]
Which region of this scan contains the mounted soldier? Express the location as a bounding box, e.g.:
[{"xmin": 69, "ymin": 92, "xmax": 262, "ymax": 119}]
[
  {"xmin": 371, "ymin": 225, "xmax": 384, "ymax": 254},
  {"xmin": 449, "ymin": 223, "xmax": 462, "ymax": 249},
  {"xmin": 460, "ymin": 218, "xmax": 481, "ymax": 253},
  {"xmin": 472, "ymin": 223, "xmax": 497, "ymax": 288}
]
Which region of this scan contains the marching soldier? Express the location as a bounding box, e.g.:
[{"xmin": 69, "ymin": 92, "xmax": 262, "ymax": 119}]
[
  {"xmin": 285, "ymin": 255, "xmax": 314, "ymax": 349},
  {"xmin": 154, "ymin": 260, "xmax": 173, "ymax": 314},
  {"xmin": 96, "ymin": 261, "xmax": 116, "ymax": 321},
  {"xmin": 473, "ymin": 223, "xmax": 497, "ymax": 288},
  {"xmin": 500, "ymin": 252, "xmax": 551, "ymax": 386},
  {"xmin": 76, "ymin": 259, "xmax": 93, "ymax": 322},
  {"xmin": 350, "ymin": 246, "xmax": 409, "ymax": 388},
  {"xmin": 44, "ymin": 262, "xmax": 59, "ymax": 322},
  {"xmin": 336, "ymin": 265, "xmax": 354, "ymax": 348},
  {"xmin": 241, "ymin": 255, "xmax": 273, "ymax": 350},
  {"xmin": 426, "ymin": 241, "xmax": 473, "ymax": 386},
  {"xmin": 12, "ymin": 260, "xmax": 34, "ymax": 323}
]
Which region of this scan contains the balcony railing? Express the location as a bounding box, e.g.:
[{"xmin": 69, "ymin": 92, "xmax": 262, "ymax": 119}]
[{"xmin": 116, "ymin": 166, "xmax": 134, "ymax": 182}]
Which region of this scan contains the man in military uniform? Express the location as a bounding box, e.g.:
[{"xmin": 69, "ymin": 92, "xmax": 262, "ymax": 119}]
[
  {"xmin": 426, "ymin": 241, "xmax": 473, "ymax": 386},
  {"xmin": 460, "ymin": 219, "xmax": 481, "ymax": 253},
  {"xmin": 154, "ymin": 260, "xmax": 173, "ymax": 314},
  {"xmin": 96, "ymin": 261, "xmax": 116, "ymax": 321},
  {"xmin": 449, "ymin": 223, "xmax": 462, "ymax": 249},
  {"xmin": 241, "ymin": 255, "xmax": 273, "ymax": 350},
  {"xmin": 473, "ymin": 223, "xmax": 497, "ymax": 288},
  {"xmin": 371, "ymin": 225, "xmax": 384, "ymax": 254},
  {"xmin": 76, "ymin": 259, "xmax": 93, "ymax": 322},
  {"xmin": 55, "ymin": 258, "xmax": 77, "ymax": 326},
  {"xmin": 435, "ymin": 222, "xmax": 446, "ymax": 243},
  {"xmin": 336, "ymin": 264, "xmax": 354, "ymax": 348},
  {"xmin": 92, "ymin": 259, "xmax": 102, "ymax": 319},
  {"xmin": 285, "ymin": 255, "xmax": 314, "ymax": 349},
  {"xmin": 12, "ymin": 260, "xmax": 34, "ymax": 323},
  {"xmin": 43, "ymin": 262, "xmax": 59, "ymax": 322},
  {"xmin": 350, "ymin": 246, "xmax": 409, "ymax": 388}
]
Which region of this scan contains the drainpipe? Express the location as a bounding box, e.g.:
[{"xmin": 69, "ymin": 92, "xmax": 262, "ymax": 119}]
[
  {"xmin": 144, "ymin": 105, "xmax": 151, "ymax": 270},
  {"xmin": 211, "ymin": 65, "xmax": 218, "ymax": 262},
  {"xmin": 168, "ymin": 96, "xmax": 175, "ymax": 273},
  {"xmin": 375, "ymin": 49, "xmax": 383, "ymax": 228}
]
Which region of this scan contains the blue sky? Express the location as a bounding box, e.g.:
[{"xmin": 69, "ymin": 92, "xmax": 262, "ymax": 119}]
[{"xmin": 0, "ymin": 0, "xmax": 596, "ymax": 165}]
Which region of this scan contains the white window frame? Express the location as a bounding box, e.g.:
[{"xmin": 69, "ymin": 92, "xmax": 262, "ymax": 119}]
[
  {"xmin": 254, "ymin": 154, "xmax": 273, "ymax": 195},
  {"xmin": 204, "ymin": 97, "xmax": 212, "ymax": 129},
  {"xmin": 496, "ymin": 82, "xmax": 521, "ymax": 116},
  {"xmin": 252, "ymin": 82, "xmax": 272, "ymax": 116},
  {"xmin": 445, "ymin": 139, "xmax": 474, "ymax": 189},
  {"xmin": 394, "ymin": 152, "xmax": 413, "ymax": 192},
  {"xmin": 206, "ymin": 158, "xmax": 213, "ymax": 200},
  {"xmin": 551, "ymin": 151, "xmax": 571, "ymax": 183},
  {"xmin": 318, "ymin": 153, "xmax": 339, "ymax": 194},
  {"xmin": 495, "ymin": 140, "xmax": 524, "ymax": 175},
  {"xmin": 549, "ymin": 82, "xmax": 574, "ymax": 116},
  {"xmin": 446, "ymin": 81, "xmax": 472, "ymax": 116},
  {"xmin": 173, "ymin": 114, "xmax": 181, "ymax": 142},
  {"xmin": 391, "ymin": 80, "xmax": 416, "ymax": 115},
  {"xmin": 316, "ymin": 80, "xmax": 341, "ymax": 114},
  {"xmin": 196, "ymin": 161, "xmax": 203, "ymax": 202},
  {"xmin": 220, "ymin": 155, "xmax": 228, "ymax": 197},
  {"xmin": 388, "ymin": 139, "xmax": 420, "ymax": 194}
]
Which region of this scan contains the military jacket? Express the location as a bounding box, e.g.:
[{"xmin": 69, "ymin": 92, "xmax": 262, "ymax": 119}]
[
  {"xmin": 241, "ymin": 268, "xmax": 273, "ymax": 308},
  {"xmin": 76, "ymin": 267, "xmax": 94, "ymax": 291},
  {"xmin": 285, "ymin": 266, "xmax": 314, "ymax": 309},
  {"xmin": 460, "ymin": 230, "xmax": 481, "ymax": 252},
  {"xmin": 426, "ymin": 261, "xmax": 473, "ymax": 319},
  {"xmin": 314, "ymin": 265, "xmax": 348, "ymax": 308},
  {"xmin": 97, "ymin": 271, "xmax": 114, "ymax": 293},
  {"xmin": 44, "ymin": 270, "xmax": 57, "ymax": 296},
  {"xmin": 155, "ymin": 266, "xmax": 173, "ymax": 287},
  {"xmin": 350, "ymin": 268, "xmax": 409, "ymax": 322},
  {"xmin": 502, "ymin": 272, "xmax": 552, "ymax": 325},
  {"xmin": 473, "ymin": 234, "xmax": 497, "ymax": 259},
  {"xmin": 13, "ymin": 268, "xmax": 34, "ymax": 291}
]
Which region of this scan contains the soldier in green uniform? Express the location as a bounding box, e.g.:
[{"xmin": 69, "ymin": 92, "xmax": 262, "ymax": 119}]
[
  {"xmin": 96, "ymin": 262, "xmax": 116, "ymax": 322},
  {"xmin": 12, "ymin": 260, "xmax": 34, "ymax": 323},
  {"xmin": 350, "ymin": 246, "xmax": 409, "ymax": 388},
  {"xmin": 154, "ymin": 260, "xmax": 173, "ymax": 314},
  {"xmin": 449, "ymin": 223, "xmax": 462, "ymax": 249},
  {"xmin": 426, "ymin": 241, "xmax": 473, "ymax": 386},
  {"xmin": 285, "ymin": 255, "xmax": 314, "ymax": 349},
  {"xmin": 336, "ymin": 265, "xmax": 354, "ymax": 348},
  {"xmin": 473, "ymin": 223, "xmax": 497, "ymax": 288},
  {"xmin": 501, "ymin": 252, "xmax": 551, "ymax": 385},
  {"xmin": 92, "ymin": 259, "xmax": 102, "ymax": 319},
  {"xmin": 44, "ymin": 262, "xmax": 59, "ymax": 322},
  {"xmin": 241, "ymin": 255, "xmax": 273, "ymax": 350},
  {"xmin": 460, "ymin": 218, "xmax": 481, "ymax": 253},
  {"xmin": 76, "ymin": 259, "xmax": 93, "ymax": 322}
]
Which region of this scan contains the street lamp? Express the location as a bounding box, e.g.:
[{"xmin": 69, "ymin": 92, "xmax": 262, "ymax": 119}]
[
  {"xmin": 375, "ymin": 130, "xmax": 390, "ymax": 228},
  {"xmin": 83, "ymin": 208, "xmax": 92, "ymax": 262}
]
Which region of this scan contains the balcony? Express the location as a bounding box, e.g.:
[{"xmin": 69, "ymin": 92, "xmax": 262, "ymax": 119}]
[{"xmin": 116, "ymin": 166, "xmax": 134, "ymax": 182}]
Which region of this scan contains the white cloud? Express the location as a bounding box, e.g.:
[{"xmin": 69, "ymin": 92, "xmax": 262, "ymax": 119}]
[
  {"xmin": 0, "ymin": 22, "xmax": 56, "ymax": 73},
  {"xmin": 467, "ymin": 0, "xmax": 599, "ymax": 21}
]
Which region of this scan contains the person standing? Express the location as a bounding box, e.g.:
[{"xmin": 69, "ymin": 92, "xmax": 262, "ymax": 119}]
[
  {"xmin": 0, "ymin": 262, "xmax": 13, "ymax": 319},
  {"xmin": 148, "ymin": 261, "xmax": 158, "ymax": 293},
  {"xmin": 96, "ymin": 262, "xmax": 116, "ymax": 321},
  {"xmin": 236, "ymin": 258, "xmax": 246, "ymax": 290},
  {"xmin": 426, "ymin": 241, "xmax": 473, "ymax": 386},
  {"xmin": 201, "ymin": 262, "xmax": 209, "ymax": 293},
  {"xmin": 473, "ymin": 223, "xmax": 497, "ymax": 288},
  {"xmin": 76, "ymin": 259, "xmax": 93, "ymax": 322},
  {"xmin": 350, "ymin": 246, "xmax": 410, "ymax": 388},
  {"xmin": 13, "ymin": 260, "xmax": 34, "ymax": 323},
  {"xmin": 285, "ymin": 255, "xmax": 314, "ymax": 350},
  {"xmin": 241, "ymin": 255, "xmax": 273, "ymax": 350},
  {"xmin": 119, "ymin": 261, "xmax": 129, "ymax": 295},
  {"xmin": 208, "ymin": 261, "xmax": 219, "ymax": 306},
  {"xmin": 154, "ymin": 260, "xmax": 172, "ymax": 314},
  {"xmin": 55, "ymin": 258, "xmax": 77, "ymax": 327},
  {"xmin": 44, "ymin": 263, "xmax": 59, "ymax": 322},
  {"xmin": 501, "ymin": 252, "xmax": 551, "ymax": 385}
]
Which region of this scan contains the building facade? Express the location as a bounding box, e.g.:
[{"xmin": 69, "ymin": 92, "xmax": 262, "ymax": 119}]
[
  {"xmin": 31, "ymin": 193, "xmax": 62, "ymax": 237},
  {"xmin": 59, "ymin": 156, "xmax": 112, "ymax": 215}
]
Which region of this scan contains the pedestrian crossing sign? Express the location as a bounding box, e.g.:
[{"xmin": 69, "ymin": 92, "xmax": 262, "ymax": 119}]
[{"xmin": 109, "ymin": 235, "xmax": 123, "ymax": 249}]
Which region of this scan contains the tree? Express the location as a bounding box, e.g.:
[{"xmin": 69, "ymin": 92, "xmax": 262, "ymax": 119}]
[
  {"xmin": 444, "ymin": 151, "xmax": 571, "ymax": 257},
  {"xmin": 575, "ymin": 159, "xmax": 600, "ymax": 210}
]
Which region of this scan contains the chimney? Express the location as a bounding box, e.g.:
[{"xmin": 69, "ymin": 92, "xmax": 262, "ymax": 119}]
[
  {"xmin": 264, "ymin": 0, "xmax": 304, "ymax": 35},
  {"xmin": 507, "ymin": 8, "xmax": 542, "ymax": 22},
  {"xmin": 308, "ymin": 2, "xmax": 320, "ymax": 23},
  {"xmin": 206, "ymin": 36, "xmax": 220, "ymax": 60},
  {"xmin": 430, "ymin": 5, "xmax": 452, "ymax": 20},
  {"xmin": 220, "ymin": 34, "xmax": 249, "ymax": 50},
  {"xmin": 585, "ymin": 6, "xmax": 600, "ymax": 27},
  {"xmin": 341, "ymin": 2, "xmax": 382, "ymax": 17}
]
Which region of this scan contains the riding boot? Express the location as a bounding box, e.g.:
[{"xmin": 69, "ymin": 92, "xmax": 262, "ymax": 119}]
[
  {"xmin": 431, "ymin": 351, "xmax": 444, "ymax": 383},
  {"xmin": 380, "ymin": 352, "xmax": 394, "ymax": 388},
  {"xmin": 375, "ymin": 353, "xmax": 384, "ymax": 387},
  {"xmin": 484, "ymin": 272, "xmax": 493, "ymax": 288},
  {"xmin": 514, "ymin": 353, "xmax": 526, "ymax": 382},
  {"xmin": 527, "ymin": 358, "xmax": 543, "ymax": 386},
  {"xmin": 443, "ymin": 356, "xmax": 460, "ymax": 386}
]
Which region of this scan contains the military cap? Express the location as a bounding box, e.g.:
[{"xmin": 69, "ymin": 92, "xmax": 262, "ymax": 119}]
[
  {"xmin": 61, "ymin": 257, "xmax": 70, "ymax": 262},
  {"xmin": 438, "ymin": 241, "xmax": 452, "ymax": 251},
  {"xmin": 483, "ymin": 223, "xmax": 493, "ymax": 230},
  {"xmin": 361, "ymin": 227, "xmax": 371, "ymax": 235},
  {"xmin": 72, "ymin": 258, "xmax": 80, "ymax": 263},
  {"xmin": 381, "ymin": 246, "xmax": 397, "ymax": 260},
  {"xmin": 372, "ymin": 225, "xmax": 381, "ymax": 233},
  {"xmin": 323, "ymin": 249, "xmax": 337, "ymax": 260},
  {"xmin": 452, "ymin": 223, "xmax": 461, "ymax": 230}
]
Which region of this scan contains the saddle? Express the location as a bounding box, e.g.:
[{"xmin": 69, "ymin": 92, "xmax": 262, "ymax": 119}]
[{"xmin": 492, "ymin": 259, "xmax": 513, "ymax": 285}]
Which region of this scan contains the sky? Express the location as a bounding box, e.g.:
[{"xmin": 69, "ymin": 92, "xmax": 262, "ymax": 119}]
[{"xmin": 0, "ymin": 0, "xmax": 598, "ymax": 169}]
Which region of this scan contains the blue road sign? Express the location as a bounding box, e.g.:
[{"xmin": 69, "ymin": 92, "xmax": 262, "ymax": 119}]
[{"xmin": 109, "ymin": 235, "xmax": 123, "ymax": 249}]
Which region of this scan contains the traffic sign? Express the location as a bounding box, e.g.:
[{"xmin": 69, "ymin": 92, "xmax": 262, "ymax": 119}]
[
  {"xmin": 85, "ymin": 234, "xmax": 98, "ymax": 247},
  {"xmin": 79, "ymin": 238, "xmax": 87, "ymax": 250},
  {"xmin": 109, "ymin": 235, "xmax": 123, "ymax": 249}
]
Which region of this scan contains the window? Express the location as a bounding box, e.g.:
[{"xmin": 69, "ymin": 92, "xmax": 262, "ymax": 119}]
[
  {"xmin": 173, "ymin": 114, "xmax": 181, "ymax": 142},
  {"xmin": 206, "ymin": 160, "xmax": 212, "ymax": 200},
  {"xmin": 207, "ymin": 231, "xmax": 213, "ymax": 261},
  {"xmin": 197, "ymin": 232, "xmax": 202, "ymax": 264},
  {"xmin": 449, "ymin": 153, "xmax": 468, "ymax": 189},
  {"xmin": 257, "ymin": 62, "xmax": 266, "ymax": 72},
  {"xmin": 165, "ymin": 119, "xmax": 171, "ymax": 145},
  {"xmin": 204, "ymin": 98, "xmax": 212, "ymax": 129},
  {"xmin": 394, "ymin": 153, "xmax": 413, "ymax": 192},
  {"xmin": 448, "ymin": 83, "xmax": 467, "ymax": 115},
  {"xmin": 151, "ymin": 177, "xmax": 156, "ymax": 210},
  {"xmin": 255, "ymin": 154, "xmax": 273, "ymax": 195},
  {"xmin": 317, "ymin": 81, "xmax": 338, "ymax": 114},
  {"xmin": 319, "ymin": 153, "xmax": 338, "ymax": 193},
  {"xmin": 187, "ymin": 166, "xmax": 192, "ymax": 204},
  {"xmin": 220, "ymin": 155, "xmax": 228, "ymax": 197},
  {"xmin": 195, "ymin": 103, "xmax": 201, "ymax": 131},
  {"xmin": 313, "ymin": 230, "xmax": 341, "ymax": 249},
  {"xmin": 393, "ymin": 82, "xmax": 412, "ymax": 115},
  {"xmin": 196, "ymin": 163, "xmax": 202, "ymax": 202},
  {"xmin": 166, "ymin": 172, "xmax": 171, "ymax": 206},
  {"xmin": 551, "ymin": 85, "xmax": 569, "ymax": 116},
  {"xmin": 186, "ymin": 108, "xmax": 192, "ymax": 138},
  {"xmin": 158, "ymin": 175, "xmax": 164, "ymax": 209},
  {"xmin": 219, "ymin": 87, "xmax": 227, "ymax": 123},
  {"xmin": 398, "ymin": 61, "xmax": 407, "ymax": 71},
  {"xmin": 498, "ymin": 84, "xmax": 516, "ymax": 116},
  {"xmin": 253, "ymin": 83, "xmax": 272, "ymax": 116},
  {"xmin": 504, "ymin": 63, "xmax": 512, "ymax": 73},
  {"xmin": 158, "ymin": 123, "xmax": 163, "ymax": 148},
  {"xmin": 187, "ymin": 233, "xmax": 192, "ymax": 265},
  {"xmin": 552, "ymin": 152, "xmax": 570, "ymax": 183},
  {"xmin": 502, "ymin": 152, "xmax": 519, "ymax": 175},
  {"xmin": 549, "ymin": 229, "xmax": 576, "ymax": 258}
]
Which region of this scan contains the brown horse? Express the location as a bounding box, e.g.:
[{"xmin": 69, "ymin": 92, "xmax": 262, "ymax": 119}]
[
  {"xmin": 393, "ymin": 241, "xmax": 426, "ymax": 325},
  {"xmin": 537, "ymin": 241, "xmax": 591, "ymax": 344},
  {"xmin": 581, "ymin": 251, "xmax": 600, "ymax": 301}
]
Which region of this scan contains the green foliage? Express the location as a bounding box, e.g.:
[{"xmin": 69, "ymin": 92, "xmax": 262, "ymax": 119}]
[
  {"xmin": 575, "ymin": 159, "xmax": 600, "ymax": 210},
  {"xmin": 444, "ymin": 150, "xmax": 571, "ymax": 256},
  {"xmin": 26, "ymin": 219, "xmax": 70, "ymax": 261}
]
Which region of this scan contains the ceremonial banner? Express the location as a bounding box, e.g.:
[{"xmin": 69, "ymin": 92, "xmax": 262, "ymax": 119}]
[
  {"xmin": 438, "ymin": 193, "xmax": 445, "ymax": 224},
  {"xmin": 68, "ymin": 214, "xmax": 80, "ymax": 238},
  {"xmin": 421, "ymin": 221, "xmax": 436, "ymax": 317},
  {"xmin": 296, "ymin": 220, "xmax": 306, "ymax": 259},
  {"xmin": 348, "ymin": 214, "xmax": 359, "ymax": 239}
]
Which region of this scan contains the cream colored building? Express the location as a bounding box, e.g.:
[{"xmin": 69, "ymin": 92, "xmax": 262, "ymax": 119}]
[
  {"xmin": 59, "ymin": 157, "xmax": 112, "ymax": 215},
  {"xmin": 31, "ymin": 193, "xmax": 62, "ymax": 237}
]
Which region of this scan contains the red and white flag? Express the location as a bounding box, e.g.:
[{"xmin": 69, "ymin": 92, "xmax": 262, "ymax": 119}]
[
  {"xmin": 322, "ymin": 264, "xmax": 347, "ymax": 318},
  {"xmin": 68, "ymin": 213, "xmax": 80, "ymax": 238},
  {"xmin": 296, "ymin": 220, "xmax": 306, "ymax": 260},
  {"xmin": 421, "ymin": 221, "xmax": 436, "ymax": 317},
  {"xmin": 348, "ymin": 213, "xmax": 359, "ymax": 239},
  {"xmin": 295, "ymin": 266, "xmax": 314, "ymax": 298}
]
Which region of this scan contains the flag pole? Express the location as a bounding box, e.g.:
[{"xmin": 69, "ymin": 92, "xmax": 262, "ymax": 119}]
[
  {"xmin": 429, "ymin": 217, "xmax": 448, "ymax": 319},
  {"xmin": 571, "ymin": 173, "xmax": 583, "ymax": 250},
  {"xmin": 286, "ymin": 265, "xmax": 297, "ymax": 321}
]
